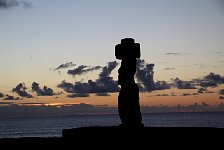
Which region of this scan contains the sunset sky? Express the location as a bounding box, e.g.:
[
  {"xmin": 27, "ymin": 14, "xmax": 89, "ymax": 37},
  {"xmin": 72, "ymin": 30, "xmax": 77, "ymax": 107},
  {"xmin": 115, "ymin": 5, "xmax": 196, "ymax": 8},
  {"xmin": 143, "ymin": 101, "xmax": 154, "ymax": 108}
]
[{"xmin": 0, "ymin": 0, "xmax": 224, "ymax": 109}]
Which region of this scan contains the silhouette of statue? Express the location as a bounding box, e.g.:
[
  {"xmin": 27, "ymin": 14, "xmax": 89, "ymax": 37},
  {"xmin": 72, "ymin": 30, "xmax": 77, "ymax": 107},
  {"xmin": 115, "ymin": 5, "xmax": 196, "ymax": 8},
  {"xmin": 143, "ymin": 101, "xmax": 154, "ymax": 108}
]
[{"xmin": 115, "ymin": 38, "xmax": 144, "ymax": 127}]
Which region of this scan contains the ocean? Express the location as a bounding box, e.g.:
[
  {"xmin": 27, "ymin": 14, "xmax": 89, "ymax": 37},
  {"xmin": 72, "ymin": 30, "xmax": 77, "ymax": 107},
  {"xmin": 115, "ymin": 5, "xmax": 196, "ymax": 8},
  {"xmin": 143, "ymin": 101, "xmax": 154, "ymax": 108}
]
[{"xmin": 0, "ymin": 112, "xmax": 224, "ymax": 138}]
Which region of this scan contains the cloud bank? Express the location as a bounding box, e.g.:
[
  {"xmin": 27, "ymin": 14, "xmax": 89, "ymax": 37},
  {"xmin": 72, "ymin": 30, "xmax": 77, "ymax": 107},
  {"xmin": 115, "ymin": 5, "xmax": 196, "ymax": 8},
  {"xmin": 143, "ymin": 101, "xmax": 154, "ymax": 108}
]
[
  {"xmin": 58, "ymin": 61, "xmax": 120, "ymax": 96},
  {"xmin": 3, "ymin": 61, "xmax": 224, "ymax": 100}
]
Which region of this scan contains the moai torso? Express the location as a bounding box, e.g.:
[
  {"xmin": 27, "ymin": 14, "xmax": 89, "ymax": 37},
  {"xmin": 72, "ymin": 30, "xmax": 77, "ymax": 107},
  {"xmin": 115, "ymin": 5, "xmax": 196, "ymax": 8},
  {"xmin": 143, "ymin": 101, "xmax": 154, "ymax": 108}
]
[{"xmin": 115, "ymin": 38, "xmax": 143, "ymax": 127}]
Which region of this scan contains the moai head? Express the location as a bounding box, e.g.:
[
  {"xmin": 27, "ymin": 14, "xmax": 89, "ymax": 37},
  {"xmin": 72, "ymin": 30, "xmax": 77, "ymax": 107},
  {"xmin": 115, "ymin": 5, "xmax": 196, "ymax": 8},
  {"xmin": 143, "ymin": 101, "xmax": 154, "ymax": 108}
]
[{"xmin": 115, "ymin": 38, "xmax": 141, "ymax": 60}]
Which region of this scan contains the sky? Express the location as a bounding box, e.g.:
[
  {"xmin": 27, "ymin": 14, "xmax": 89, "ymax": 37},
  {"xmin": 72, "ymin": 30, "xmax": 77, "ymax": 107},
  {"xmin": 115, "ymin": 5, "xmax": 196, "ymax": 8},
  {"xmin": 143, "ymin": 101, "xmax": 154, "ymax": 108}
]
[{"xmin": 0, "ymin": 0, "xmax": 224, "ymax": 114}]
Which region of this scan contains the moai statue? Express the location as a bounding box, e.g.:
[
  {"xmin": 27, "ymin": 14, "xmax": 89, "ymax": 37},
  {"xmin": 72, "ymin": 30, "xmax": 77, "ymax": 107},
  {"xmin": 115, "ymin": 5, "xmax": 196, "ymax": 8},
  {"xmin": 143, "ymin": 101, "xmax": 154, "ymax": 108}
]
[{"xmin": 115, "ymin": 38, "xmax": 144, "ymax": 127}]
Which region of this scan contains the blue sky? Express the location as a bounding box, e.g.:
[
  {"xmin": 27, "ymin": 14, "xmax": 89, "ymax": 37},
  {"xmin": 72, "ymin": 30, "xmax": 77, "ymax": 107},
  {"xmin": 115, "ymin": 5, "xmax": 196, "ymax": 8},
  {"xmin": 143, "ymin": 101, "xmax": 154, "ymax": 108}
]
[{"xmin": 0, "ymin": 0, "xmax": 224, "ymax": 94}]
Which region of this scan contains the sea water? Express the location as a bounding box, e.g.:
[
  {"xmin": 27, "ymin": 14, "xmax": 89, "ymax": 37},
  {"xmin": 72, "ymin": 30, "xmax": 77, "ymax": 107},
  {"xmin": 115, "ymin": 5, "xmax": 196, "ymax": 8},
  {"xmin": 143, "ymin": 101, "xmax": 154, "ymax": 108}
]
[{"xmin": 0, "ymin": 112, "xmax": 224, "ymax": 138}]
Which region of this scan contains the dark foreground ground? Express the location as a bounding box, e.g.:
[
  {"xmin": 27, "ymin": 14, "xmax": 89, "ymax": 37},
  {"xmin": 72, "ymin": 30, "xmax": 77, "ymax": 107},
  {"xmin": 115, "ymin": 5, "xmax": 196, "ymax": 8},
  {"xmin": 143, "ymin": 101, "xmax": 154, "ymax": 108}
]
[{"xmin": 0, "ymin": 127, "xmax": 223, "ymax": 148}]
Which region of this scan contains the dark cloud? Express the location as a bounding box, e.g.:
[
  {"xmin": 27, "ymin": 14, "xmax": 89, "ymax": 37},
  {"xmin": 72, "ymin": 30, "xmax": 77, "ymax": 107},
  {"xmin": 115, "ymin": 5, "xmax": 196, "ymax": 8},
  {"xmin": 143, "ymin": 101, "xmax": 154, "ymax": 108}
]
[
  {"xmin": 164, "ymin": 68, "xmax": 175, "ymax": 71},
  {"xmin": 0, "ymin": 102, "xmax": 14, "ymax": 105},
  {"xmin": 59, "ymin": 60, "xmax": 169, "ymax": 93},
  {"xmin": 70, "ymin": 81, "xmax": 100, "ymax": 93},
  {"xmin": 53, "ymin": 62, "xmax": 76, "ymax": 71},
  {"xmin": 156, "ymin": 94, "xmax": 169, "ymax": 97},
  {"xmin": 182, "ymin": 93, "xmax": 191, "ymax": 96},
  {"xmin": 4, "ymin": 95, "xmax": 14, "ymax": 100},
  {"xmin": 12, "ymin": 83, "xmax": 33, "ymax": 98},
  {"xmin": 195, "ymin": 73, "xmax": 224, "ymax": 88},
  {"xmin": 0, "ymin": 0, "xmax": 31, "ymax": 9},
  {"xmin": 136, "ymin": 59, "xmax": 155, "ymax": 92},
  {"xmin": 198, "ymin": 88, "xmax": 207, "ymax": 94},
  {"xmin": 59, "ymin": 61, "xmax": 119, "ymax": 94},
  {"xmin": 0, "ymin": 0, "xmax": 18, "ymax": 8},
  {"xmin": 32, "ymin": 82, "xmax": 55, "ymax": 96},
  {"xmin": 68, "ymin": 65, "xmax": 87, "ymax": 76},
  {"xmin": 0, "ymin": 92, "xmax": 4, "ymax": 98},
  {"xmin": 85, "ymin": 66, "xmax": 102, "ymax": 73},
  {"xmin": 68, "ymin": 65, "xmax": 101, "ymax": 76},
  {"xmin": 96, "ymin": 93, "xmax": 110, "ymax": 97},
  {"xmin": 58, "ymin": 81, "xmax": 74, "ymax": 93},
  {"xmin": 98, "ymin": 61, "xmax": 118, "ymax": 80},
  {"xmin": 205, "ymin": 73, "xmax": 224, "ymax": 84},
  {"xmin": 96, "ymin": 61, "xmax": 119, "ymax": 92},
  {"xmin": 67, "ymin": 93, "xmax": 90, "ymax": 98},
  {"xmin": 192, "ymin": 93, "xmax": 199, "ymax": 96},
  {"xmin": 14, "ymin": 97, "xmax": 22, "ymax": 100},
  {"xmin": 219, "ymin": 89, "xmax": 224, "ymax": 95},
  {"xmin": 200, "ymin": 81, "xmax": 218, "ymax": 87},
  {"xmin": 164, "ymin": 53, "xmax": 180, "ymax": 56},
  {"xmin": 154, "ymin": 81, "xmax": 170, "ymax": 90},
  {"xmin": 173, "ymin": 78, "xmax": 196, "ymax": 89},
  {"xmin": 3, "ymin": 95, "xmax": 22, "ymax": 100},
  {"xmin": 59, "ymin": 60, "xmax": 223, "ymax": 95}
]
